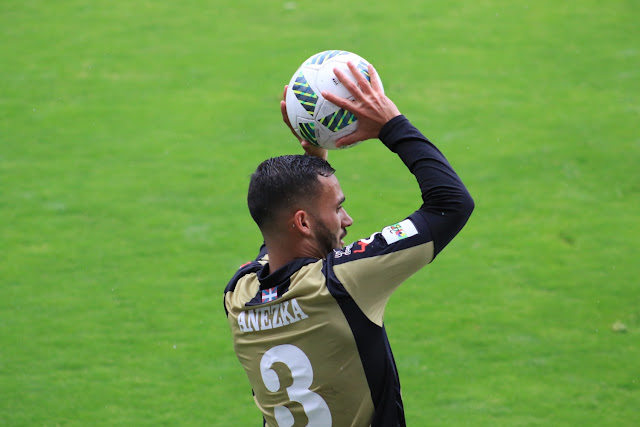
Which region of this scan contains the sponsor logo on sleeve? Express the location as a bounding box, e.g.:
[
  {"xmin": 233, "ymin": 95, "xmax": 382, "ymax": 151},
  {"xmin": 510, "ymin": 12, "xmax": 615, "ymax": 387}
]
[
  {"xmin": 332, "ymin": 242, "xmax": 353, "ymax": 258},
  {"xmin": 381, "ymin": 219, "xmax": 418, "ymax": 245},
  {"xmin": 333, "ymin": 232, "xmax": 381, "ymax": 258},
  {"xmin": 353, "ymin": 233, "xmax": 379, "ymax": 253}
]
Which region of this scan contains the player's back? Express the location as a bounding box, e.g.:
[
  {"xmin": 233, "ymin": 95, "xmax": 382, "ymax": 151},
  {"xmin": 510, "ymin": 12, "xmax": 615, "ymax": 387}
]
[{"xmin": 224, "ymin": 256, "xmax": 391, "ymax": 427}]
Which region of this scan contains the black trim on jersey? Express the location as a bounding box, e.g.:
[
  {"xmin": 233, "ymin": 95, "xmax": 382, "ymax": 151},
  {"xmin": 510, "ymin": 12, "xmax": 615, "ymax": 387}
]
[
  {"xmin": 324, "ymin": 259, "xmax": 406, "ymax": 427},
  {"xmin": 255, "ymin": 243, "xmax": 268, "ymax": 261},
  {"xmin": 331, "ymin": 210, "xmax": 433, "ymax": 266},
  {"xmin": 257, "ymin": 257, "xmax": 317, "ymax": 290},
  {"xmin": 245, "ymin": 257, "xmax": 318, "ymax": 307},
  {"xmin": 223, "ymin": 261, "xmax": 264, "ymax": 316},
  {"xmin": 380, "ymin": 115, "xmax": 474, "ymax": 257},
  {"xmin": 244, "ymin": 278, "xmax": 292, "ymax": 307},
  {"xmin": 223, "ymin": 243, "xmax": 268, "ymax": 299}
]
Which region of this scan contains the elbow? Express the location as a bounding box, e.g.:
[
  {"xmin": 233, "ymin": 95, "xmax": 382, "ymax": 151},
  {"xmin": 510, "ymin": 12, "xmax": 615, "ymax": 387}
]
[
  {"xmin": 461, "ymin": 191, "xmax": 475, "ymax": 220},
  {"xmin": 445, "ymin": 190, "xmax": 475, "ymax": 234},
  {"xmin": 422, "ymin": 189, "xmax": 474, "ymax": 258},
  {"xmin": 443, "ymin": 187, "xmax": 475, "ymax": 219},
  {"xmin": 449, "ymin": 191, "xmax": 474, "ymax": 232},
  {"xmin": 422, "ymin": 186, "xmax": 475, "ymax": 222}
]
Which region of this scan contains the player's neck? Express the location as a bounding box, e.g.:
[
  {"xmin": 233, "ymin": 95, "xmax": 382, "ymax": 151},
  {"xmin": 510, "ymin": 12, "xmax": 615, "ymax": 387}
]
[
  {"xmin": 264, "ymin": 237, "xmax": 323, "ymax": 274},
  {"xmin": 265, "ymin": 251, "xmax": 289, "ymax": 274}
]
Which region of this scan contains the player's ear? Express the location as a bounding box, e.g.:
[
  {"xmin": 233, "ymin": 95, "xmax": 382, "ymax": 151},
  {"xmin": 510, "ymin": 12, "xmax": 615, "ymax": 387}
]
[{"xmin": 292, "ymin": 210, "xmax": 312, "ymax": 236}]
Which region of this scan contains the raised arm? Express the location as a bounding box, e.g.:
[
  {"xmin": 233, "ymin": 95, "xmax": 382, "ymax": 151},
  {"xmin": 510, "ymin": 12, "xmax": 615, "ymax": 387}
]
[
  {"xmin": 380, "ymin": 116, "xmax": 474, "ymax": 255},
  {"xmin": 324, "ymin": 62, "xmax": 473, "ymax": 256}
]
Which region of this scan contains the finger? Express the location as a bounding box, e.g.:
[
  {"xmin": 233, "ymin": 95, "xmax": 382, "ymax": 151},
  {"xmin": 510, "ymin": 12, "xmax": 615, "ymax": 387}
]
[
  {"xmin": 283, "ymin": 85, "xmax": 288, "ymax": 101},
  {"xmin": 302, "ymin": 140, "xmax": 329, "ymax": 160},
  {"xmin": 332, "ymin": 66, "xmax": 362, "ymax": 99},
  {"xmin": 281, "ymin": 100, "xmax": 303, "ymax": 142},
  {"xmin": 346, "ymin": 61, "xmax": 372, "ymax": 95},
  {"xmin": 300, "ymin": 140, "xmax": 316, "ymax": 152},
  {"xmin": 367, "ymin": 65, "xmax": 383, "ymax": 93},
  {"xmin": 280, "ymin": 100, "xmax": 291, "ymax": 126},
  {"xmin": 321, "ymin": 90, "xmax": 354, "ymax": 112},
  {"xmin": 301, "ymin": 140, "xmax": 328, "ymax": 160},
  {"xmin": 335, "ymin": 131, "xmax": 367, "ymax": 148}
]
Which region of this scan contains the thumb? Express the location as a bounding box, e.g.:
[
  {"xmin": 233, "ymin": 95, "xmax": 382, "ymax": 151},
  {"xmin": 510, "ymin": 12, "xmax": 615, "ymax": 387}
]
[{"xmin": 335, "ymin": 132, "xmax": 366, "ymax": 148}]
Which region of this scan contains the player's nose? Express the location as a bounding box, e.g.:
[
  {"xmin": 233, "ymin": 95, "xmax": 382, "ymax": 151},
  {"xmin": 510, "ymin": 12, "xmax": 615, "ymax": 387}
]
[{"xmin": 342, "ymin": 209, "xmax": 353, "ymax": 228}]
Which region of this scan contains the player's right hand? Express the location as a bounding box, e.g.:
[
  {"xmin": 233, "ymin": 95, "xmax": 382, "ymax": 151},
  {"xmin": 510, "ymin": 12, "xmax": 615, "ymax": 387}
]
[{"xmin": 281, "ymin": 85, "xmax": 328, "ymax": 160}]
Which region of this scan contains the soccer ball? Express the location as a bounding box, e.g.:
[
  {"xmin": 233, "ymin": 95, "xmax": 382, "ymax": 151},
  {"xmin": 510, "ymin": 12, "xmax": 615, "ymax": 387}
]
[{"xmin": 285, "ymin": 50, "xmax": 382, "ymax": 150}]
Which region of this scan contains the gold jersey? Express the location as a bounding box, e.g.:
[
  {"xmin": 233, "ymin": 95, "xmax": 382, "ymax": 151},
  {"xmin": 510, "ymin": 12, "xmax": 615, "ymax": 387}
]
[
  {"xmin": 225, "ymin": 215, "xmax": 435, "ymax": 426},
  {"xmin": 224, "ymin": 115, "xmax": 475, "ymax": 426}
]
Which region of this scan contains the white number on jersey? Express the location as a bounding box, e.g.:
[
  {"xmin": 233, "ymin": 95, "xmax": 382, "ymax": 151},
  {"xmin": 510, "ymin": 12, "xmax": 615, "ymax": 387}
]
[{"xmin": 260, "ymin": 344, "xmax": 332, "ymax": 426}]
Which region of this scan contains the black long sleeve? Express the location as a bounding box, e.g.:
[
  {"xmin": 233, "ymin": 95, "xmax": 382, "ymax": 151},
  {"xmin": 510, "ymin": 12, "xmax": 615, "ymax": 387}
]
[{"xmin": 379, "ymin": 115, "xmax": 474, "ymax": 256}]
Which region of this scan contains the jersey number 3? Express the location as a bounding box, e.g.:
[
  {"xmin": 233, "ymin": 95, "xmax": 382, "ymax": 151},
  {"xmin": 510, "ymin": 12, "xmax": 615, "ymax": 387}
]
[{"xmin": 260, "ymin": 344, "xmax": 332, "ymax": 426}]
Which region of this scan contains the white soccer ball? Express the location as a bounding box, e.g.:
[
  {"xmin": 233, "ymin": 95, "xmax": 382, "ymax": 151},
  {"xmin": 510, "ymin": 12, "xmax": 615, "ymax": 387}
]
[{"xmin": 285, "ymin": 50, "xmax": 382, "ymax": 150}]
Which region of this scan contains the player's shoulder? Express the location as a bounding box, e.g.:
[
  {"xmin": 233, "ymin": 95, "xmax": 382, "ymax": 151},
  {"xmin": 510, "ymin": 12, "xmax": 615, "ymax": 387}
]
[
  {"xmin": 224, "ymin": 260, "xmax": 264, "ymax": 295},
  {"xmin": 329, "ymin": 216, "xmax": 430, "ymax": 265},
  {"xmin": 225, "ymin": 243, "xmax": 269, "ymax": 293}
]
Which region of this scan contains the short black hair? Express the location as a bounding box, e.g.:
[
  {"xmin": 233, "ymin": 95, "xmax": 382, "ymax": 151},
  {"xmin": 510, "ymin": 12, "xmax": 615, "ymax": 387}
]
[{"xmin": 248, "ymin": 155, "xmax": 336, "ymax": 231}]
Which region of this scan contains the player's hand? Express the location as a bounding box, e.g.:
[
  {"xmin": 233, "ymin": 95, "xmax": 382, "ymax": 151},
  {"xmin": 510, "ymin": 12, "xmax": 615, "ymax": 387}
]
[
  {"xmin": 281, "ymin": 85, "xmax": 328, "ymax": 160},
  {"xmin": 322, "ymin": 63, "xmax": 401, "ymax": 148}
]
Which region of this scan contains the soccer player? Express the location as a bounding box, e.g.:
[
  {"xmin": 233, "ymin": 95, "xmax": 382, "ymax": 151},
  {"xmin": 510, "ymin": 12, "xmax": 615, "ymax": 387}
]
[{"xmin": 224, "ymin": 62, "xmax": 474, "ymax": 426}]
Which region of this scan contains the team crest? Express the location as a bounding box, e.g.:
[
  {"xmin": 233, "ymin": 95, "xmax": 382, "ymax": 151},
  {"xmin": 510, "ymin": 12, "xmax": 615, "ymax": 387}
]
[{"xmin": 261, "ymin": 287, "xmax": 278, "ymax": 303}]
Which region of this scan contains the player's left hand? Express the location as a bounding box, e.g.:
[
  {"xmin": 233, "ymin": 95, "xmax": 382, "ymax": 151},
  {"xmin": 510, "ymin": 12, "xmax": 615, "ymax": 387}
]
[
  {"xmin": 322, "ymin": 63, "xmax": 401, "ymax": 148},
  {"xmin": 281, "ymin": 85, "xmax": 328, "ymax": 160}
]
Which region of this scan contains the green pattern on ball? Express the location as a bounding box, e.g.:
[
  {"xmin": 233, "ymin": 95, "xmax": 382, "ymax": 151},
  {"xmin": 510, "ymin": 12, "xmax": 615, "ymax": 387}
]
[
  {"xmin": 293, "ymin": 72, "xmax": 318, "ymax": 115},
  {"xmin": 319, "ymin": 109, "xmax": 357, "ymax": 132},
  {"xmin": 298, "ymin": 122, "xmax": 319, "ymax": 146}
]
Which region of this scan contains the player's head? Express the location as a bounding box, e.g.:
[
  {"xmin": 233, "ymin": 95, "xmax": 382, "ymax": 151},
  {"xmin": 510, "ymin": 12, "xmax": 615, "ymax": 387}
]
[{"xmin": 248, "ymin": 155, "xmax": 352, "ymax": 253}]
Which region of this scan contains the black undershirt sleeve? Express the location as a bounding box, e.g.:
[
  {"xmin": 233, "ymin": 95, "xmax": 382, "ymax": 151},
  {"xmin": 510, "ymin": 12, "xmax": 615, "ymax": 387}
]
[{"xmin": 379, "ymin": 115, "xmax": 474, "ymax": 257}]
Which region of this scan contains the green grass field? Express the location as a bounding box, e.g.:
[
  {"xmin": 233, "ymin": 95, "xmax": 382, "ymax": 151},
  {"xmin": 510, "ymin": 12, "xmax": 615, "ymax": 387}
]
[{"xmin": 1, "ymin": 0, "xmax": 639, "ymax": 425}]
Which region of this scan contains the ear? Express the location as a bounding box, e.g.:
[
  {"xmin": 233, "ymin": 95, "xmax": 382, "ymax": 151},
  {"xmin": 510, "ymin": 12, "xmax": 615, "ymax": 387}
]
[{"xmin": 292, "ymin": 209, "xmax": 313, "ymax": 236}]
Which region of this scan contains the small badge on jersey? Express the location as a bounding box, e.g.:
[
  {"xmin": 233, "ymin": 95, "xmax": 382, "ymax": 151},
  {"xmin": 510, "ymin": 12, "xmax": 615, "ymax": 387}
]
[
  {"xmin": 381, "ymin": 219, "xmax": 418, "ymax": 244},
  {"xmin": 261, "ymin": 287, "xmax": 278, "ymax": 303}
]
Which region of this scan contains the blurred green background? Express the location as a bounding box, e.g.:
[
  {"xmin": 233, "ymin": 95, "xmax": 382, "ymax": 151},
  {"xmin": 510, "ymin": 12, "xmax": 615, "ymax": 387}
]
[{"xmin": 1, "ymin": 0, "xmax": 638, "ymax": 425}]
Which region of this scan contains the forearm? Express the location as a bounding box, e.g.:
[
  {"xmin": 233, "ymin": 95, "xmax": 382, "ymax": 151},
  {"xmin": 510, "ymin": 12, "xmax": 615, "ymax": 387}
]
[{"xmin": 379, "ymin": 115, "xmax": 474, "ymax": 256}]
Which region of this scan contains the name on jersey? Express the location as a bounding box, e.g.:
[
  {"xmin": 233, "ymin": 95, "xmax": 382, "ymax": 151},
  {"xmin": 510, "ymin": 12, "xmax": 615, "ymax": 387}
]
[{"xmin": 237, "ymin": 298, "xmax": 308, "ymax": 333}]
